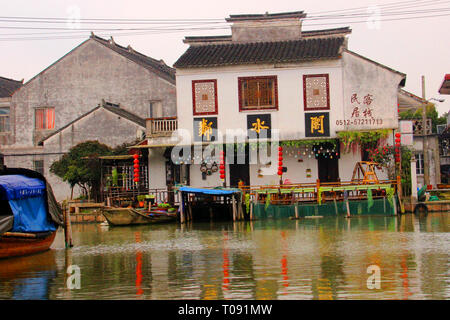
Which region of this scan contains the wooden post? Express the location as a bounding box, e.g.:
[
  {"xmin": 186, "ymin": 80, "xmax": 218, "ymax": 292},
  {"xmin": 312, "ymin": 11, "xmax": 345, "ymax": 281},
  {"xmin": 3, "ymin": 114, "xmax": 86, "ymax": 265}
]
[
  {"xmin": 180, "ymin": 192, "xmax": 185, "ymax": 224},
  {"xmin": 63, "ymin": 203, "xmax": 73, "ymax": 248},
  {"xmin": 232, "ymin": 195, "xmax": 236, "ymax": 221},
  {"xmin": 209, "ymin": 206, "xmax": 213, "ymax": 220},
  {"xmin": 383, "ymin": 196, "xmax": 386, "ymax": 214},
  {"xmin": 316, "ymin": 179, "xmax": 321, "ymax": 204},
  {"xmin": 250, "ymin": 200, "xmax": 254, "ymax": 221},
  {"xmin": 345, "ymin": 199, "xmax": 351, "ymax": 218},
  {"xmin": 294, "ymin": 203, "xmax": 299, "ymax": 219},
  {"xmin": 393, "ymin": 196, "xmax": 398, "ymax": 215},
  {"xmin": 333, "ymin": 198, "xmax": 338, "ymax": 215}
]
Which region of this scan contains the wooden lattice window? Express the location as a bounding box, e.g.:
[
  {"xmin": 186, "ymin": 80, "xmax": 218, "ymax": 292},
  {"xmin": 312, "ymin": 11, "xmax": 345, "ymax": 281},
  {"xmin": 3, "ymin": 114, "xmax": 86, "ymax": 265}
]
[
  {"xmin": 192, "ymin": 79, "xmax": 218, "ymax": 115},
  {"xmin": 238, "ymin": 76, "xmax": 278, "ymax": 111},
  {"xmin": 303, "ymin": 74, "xmax": 330, "ymax": 111}
]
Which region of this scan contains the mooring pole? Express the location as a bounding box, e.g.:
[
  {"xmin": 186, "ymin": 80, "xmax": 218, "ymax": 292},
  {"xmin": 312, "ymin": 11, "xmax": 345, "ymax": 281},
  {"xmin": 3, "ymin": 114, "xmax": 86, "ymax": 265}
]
[
  {"xmin": 232, "ymin": 194, "xmax": 237, "ymax": 221},
  {"xmin": 63, "ymin": 202, "xmax": 73, "ymax": 248},
  {"xmin": 345, "ymin": 199, "xmax": 351, "ymax": 218},
  {"xmin": 180, "ymin": 192, "xmax": 185, "ymax": 224}
]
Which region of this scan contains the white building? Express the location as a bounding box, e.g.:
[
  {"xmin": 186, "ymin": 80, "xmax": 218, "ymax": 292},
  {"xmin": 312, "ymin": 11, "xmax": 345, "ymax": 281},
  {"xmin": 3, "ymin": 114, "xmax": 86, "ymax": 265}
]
[{"xmin": 146, "ymin": 11, "xmax": 406, "ymax": 189}]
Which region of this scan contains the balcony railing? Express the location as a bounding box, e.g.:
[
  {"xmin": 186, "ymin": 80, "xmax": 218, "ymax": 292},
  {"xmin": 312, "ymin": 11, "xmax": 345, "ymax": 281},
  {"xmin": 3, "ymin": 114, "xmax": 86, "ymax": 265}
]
[{"xmin": 146, "ymin": 117, "xmax": 177, "ymax": 138}]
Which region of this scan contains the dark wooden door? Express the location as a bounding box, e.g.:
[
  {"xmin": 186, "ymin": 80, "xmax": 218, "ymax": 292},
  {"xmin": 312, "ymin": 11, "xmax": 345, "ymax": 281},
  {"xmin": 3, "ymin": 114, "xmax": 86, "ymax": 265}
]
[
  {"xmin": 228, "ymin": 145, "xmax": 250, "ymax": 187},
  {"xmin": 318, "ymin": 158, "xmax": 339, "ymax": 182}
]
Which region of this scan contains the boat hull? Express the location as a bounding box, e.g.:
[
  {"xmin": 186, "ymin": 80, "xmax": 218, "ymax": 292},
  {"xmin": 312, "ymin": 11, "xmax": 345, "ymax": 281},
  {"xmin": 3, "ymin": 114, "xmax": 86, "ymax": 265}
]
[
  {"xmin": 102, "ymin": 207, "xmax": 176, "ymax": 226},
  {"xmin": 0, "ymin": 231, "xmax": 57, "ymax": 259}
]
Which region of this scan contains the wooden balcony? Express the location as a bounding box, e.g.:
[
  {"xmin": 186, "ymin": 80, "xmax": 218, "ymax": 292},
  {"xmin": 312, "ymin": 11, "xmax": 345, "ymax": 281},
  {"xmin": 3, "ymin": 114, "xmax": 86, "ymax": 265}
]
[{"xmin": 146, "ymin": 117, "xmax": 177, "ymax": 138}]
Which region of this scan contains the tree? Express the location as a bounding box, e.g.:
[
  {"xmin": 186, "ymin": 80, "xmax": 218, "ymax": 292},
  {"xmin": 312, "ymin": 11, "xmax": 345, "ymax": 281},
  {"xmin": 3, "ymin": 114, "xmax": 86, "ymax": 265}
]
[{"xmin": 50, "ymin": 141, "xmax": 112, "ymax": 200}]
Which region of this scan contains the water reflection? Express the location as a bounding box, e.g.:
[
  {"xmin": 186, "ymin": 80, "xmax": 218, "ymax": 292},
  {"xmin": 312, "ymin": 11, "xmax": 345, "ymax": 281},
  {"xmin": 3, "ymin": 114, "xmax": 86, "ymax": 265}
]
[{"xmin": 0, "ymin": 213, "xmax": 448, "ymax": 300}]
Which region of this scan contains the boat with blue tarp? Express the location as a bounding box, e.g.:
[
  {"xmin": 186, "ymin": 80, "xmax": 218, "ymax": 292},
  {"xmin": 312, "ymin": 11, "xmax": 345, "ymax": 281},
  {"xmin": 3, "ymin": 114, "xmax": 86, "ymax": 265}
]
[{"xmin": 0, "ymin": 167, "xmax": 63, "ymax": 259}]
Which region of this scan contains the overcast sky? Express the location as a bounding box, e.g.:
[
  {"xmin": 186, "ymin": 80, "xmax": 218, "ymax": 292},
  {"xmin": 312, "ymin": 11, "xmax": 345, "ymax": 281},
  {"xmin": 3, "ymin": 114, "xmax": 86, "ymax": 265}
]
[{"xmin": 1, "ymin": 0, "xmax": 449, "ymax": 115}]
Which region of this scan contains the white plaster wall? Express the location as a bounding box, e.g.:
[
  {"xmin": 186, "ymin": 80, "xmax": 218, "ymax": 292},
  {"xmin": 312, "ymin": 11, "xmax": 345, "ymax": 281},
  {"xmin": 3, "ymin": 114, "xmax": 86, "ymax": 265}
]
[
  {"xmin": 148, "ymin": 148, "xmax": 168, "ymax": 189},
  {"xmin": 341, "ymin": 51, "xmax": 404, "ymax": 131},
  {"xmin": 176, "ymin": 60, "xmax": 343, "ymax": 142}
]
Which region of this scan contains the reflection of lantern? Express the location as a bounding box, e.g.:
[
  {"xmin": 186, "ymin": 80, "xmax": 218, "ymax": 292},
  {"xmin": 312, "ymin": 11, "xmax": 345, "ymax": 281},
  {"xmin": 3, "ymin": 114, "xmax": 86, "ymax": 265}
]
[
  {"xmin": 133, "ymin": 153, "xmax": 140, "ymax": 183},
  {"xmin": 394, "ymin": 133, "xmax": 401, "ymax": 163},
  {"xmin": 278, "ymin": 146, "xmax": 283, "ymax": 176}
]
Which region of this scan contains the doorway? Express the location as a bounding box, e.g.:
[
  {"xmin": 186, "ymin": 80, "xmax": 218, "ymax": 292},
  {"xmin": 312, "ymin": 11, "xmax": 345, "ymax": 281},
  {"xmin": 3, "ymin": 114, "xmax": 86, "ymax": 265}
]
[
  {"xmin": 228, "ymin": 145, "xmax": 250, "ymax": 187},
  {"xmin": 318, "ymin": 158, "xmax": 339, "ymax": 182}
]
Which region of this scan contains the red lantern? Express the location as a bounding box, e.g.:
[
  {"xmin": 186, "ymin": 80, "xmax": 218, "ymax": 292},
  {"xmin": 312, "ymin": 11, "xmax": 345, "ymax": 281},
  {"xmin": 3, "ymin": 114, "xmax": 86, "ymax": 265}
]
[
  {"xmin": 133, "ymin": 153, "xmax": 140, "ymax": 183},
  {"xmin": 278, "ymin": 146, "xmax": 283, "ymax": 176},
  {"xmin": 395, "ymin": 133, "xmax": 401, "ymax": 138}
]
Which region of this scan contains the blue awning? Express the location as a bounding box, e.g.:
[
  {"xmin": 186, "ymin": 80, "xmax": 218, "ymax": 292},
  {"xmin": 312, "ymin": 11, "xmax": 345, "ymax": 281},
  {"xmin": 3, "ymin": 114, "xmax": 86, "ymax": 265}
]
[
  {"xmin": 179, "ymin": 187, "xmax": 239, "ymax": 196},
  {"xmin": 0, "ymin": 175, "xmax": 46, "ymax": 201}
]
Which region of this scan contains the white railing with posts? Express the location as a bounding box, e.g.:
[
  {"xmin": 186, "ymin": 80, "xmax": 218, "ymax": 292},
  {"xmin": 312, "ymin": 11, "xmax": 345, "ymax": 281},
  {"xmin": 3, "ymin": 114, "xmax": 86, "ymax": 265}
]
[{"xmin": 146, "ymin": 117, "xmax": 177, "ymax": 137}]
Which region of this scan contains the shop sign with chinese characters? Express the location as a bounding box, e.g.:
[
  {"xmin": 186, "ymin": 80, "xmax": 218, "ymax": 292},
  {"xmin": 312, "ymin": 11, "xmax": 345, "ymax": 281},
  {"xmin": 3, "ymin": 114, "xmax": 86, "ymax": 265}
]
[
  {"xmin": 193, "ymin": 117, "xmax": 218, "ymax": 142},
  {"xmin": 335, "ymin": 92, "xmax": 385, "ymax": 129},
  {"xmin": 305, "ymin": 112, "xmax": 330, "ymax": 137},
  {"xmin": 247, "ymin": 114, "xmax": 271, "ymax": 139}
]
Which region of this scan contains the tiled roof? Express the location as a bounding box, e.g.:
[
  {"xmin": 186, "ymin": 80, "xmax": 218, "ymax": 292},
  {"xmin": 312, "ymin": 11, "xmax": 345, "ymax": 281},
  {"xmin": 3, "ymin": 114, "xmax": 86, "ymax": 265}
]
[
  {"xmin": 302, "ymin": 27, "xmax": 352, "ymax": 38},
  {"xmin": 0, "ymin": 76, "xmax": 22, "ymax": 98},
  {"xmin": 102, "ymin": 102, "xmax": 146, "ymax": 127},
  {"xmin": 92, "ymin": 35, "xmax": 176, "ymax": 84},
  {"xmin": 174, "ymin": 37, "xmax": 345, "ymax": 68}
]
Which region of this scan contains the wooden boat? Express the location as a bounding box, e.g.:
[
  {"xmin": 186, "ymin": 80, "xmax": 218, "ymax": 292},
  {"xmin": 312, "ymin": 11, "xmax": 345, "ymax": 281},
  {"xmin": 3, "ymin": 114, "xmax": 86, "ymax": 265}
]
[
  {"xmin": 0, "ymin": 231, "xmax": 57, "ymax": 259},
  {"xmin": 0, "ymin": 167, "xmax": 63, "ymax": 259},
  {"xmin": 102, "ymin": 207, "xmax": 176, "ymax": 226}
]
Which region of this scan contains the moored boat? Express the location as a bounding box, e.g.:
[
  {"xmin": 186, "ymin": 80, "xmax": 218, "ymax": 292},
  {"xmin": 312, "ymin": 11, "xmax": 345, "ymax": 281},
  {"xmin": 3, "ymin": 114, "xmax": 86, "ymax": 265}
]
[
  {"xmin": 102, "ymin": 207, "xmax": 176, "ymax": 226},
  {"xmin": 0, "ymin": 167, "xmax": 63, "ymax": 259}
]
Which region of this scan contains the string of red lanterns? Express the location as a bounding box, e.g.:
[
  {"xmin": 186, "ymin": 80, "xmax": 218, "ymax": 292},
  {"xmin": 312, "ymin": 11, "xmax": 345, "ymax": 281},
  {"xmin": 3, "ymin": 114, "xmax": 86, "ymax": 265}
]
[
  {"xmin": 133, "ymin": 153, "xmax": 140, "ymax": 184},
  {"xmin": 219, "ymin": 150, "xmax": 225, "ymax": 183},
  {"xmin": 278, "ymin": 146, "xmax": 283, "ymax": 177},
  {"xmin": 394, "ymin": 132, "xmax": 401, "ymax": 163}
]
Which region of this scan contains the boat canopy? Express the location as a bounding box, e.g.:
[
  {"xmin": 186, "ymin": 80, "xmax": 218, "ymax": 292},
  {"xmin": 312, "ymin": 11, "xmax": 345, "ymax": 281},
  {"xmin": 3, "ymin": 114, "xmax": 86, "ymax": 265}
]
[
  {"xmin": 178, "ymin": 186, "xmax": 240, "ymax": 196},
  {"xmin": 0, "ymin": 174, "xmax": 58, "ymax": 234}
]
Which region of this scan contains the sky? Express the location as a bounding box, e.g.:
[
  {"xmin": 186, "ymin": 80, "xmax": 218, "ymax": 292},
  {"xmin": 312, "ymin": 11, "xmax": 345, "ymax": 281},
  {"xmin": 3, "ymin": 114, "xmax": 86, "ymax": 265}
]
[{"xmin": 1, "ymin": 0, "xmax": 449, "ymax": 116}]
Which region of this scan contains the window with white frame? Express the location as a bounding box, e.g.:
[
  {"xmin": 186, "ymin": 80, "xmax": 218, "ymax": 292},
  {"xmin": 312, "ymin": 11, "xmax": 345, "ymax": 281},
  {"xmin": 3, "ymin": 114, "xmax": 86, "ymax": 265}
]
[
  {"xmin": 0, "ymin": 107, "xmax": 10, "ymax": 132},
  {"xmin": 416, "ymin": 153, "xmax": 424, "ymax": 175}
]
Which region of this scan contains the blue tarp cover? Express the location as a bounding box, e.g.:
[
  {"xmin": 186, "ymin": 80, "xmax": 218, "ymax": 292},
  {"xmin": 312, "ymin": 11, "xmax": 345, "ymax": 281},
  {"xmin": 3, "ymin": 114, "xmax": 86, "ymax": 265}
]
[
  {"xmin": 179, "ymin": 187, "xmax": 238, "ymax": 195},
  {"xmin": 0, "ymin": 175, "xmax": 55, "ymax": 233},
  {"xmin": 0, "ymin": 175, "xmax": 45, "ymax": 200}
]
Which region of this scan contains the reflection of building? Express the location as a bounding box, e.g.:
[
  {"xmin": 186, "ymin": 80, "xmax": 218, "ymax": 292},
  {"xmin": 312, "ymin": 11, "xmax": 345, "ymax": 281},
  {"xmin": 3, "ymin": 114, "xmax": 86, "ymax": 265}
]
[{"xmin": 149, "ymin": 11, "xmax": 406, "ymax": 188}]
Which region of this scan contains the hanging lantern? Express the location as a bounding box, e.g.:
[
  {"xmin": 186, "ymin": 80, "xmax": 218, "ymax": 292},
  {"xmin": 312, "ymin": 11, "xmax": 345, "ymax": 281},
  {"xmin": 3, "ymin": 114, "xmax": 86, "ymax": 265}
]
[
  {"xmin": 394, "ymin": 133, "xmax": 401, "ymax": 163},
  {"xmin": 219, "ymin": 150, "xmax": 225, "ymax": 181},
  {"xmin": 278, "ymin": 146, "xmax": 283, "ymax": 176},
  {"xmin": 133, "ymin": 153, "xmax": 140, "ymax": 183}
]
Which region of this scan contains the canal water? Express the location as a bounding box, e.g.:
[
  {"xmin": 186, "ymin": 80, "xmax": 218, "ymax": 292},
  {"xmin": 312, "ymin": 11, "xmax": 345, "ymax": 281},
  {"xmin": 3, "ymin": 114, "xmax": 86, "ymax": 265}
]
[{"xmin": 0, "ymin": 213, "xmax": 448, "ymax": 300}]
